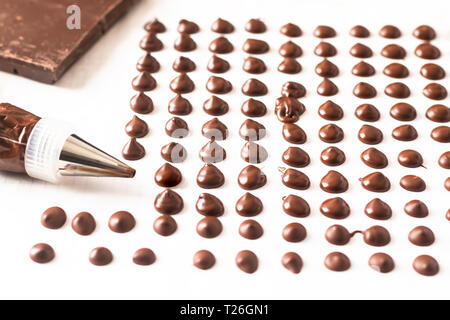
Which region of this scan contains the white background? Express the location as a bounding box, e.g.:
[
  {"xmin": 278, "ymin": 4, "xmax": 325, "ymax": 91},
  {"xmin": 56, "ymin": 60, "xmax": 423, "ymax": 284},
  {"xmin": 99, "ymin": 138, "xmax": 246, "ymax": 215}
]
[{"xmin": 0, "ymin": 0, "xmax": 449, "ymax": 299}]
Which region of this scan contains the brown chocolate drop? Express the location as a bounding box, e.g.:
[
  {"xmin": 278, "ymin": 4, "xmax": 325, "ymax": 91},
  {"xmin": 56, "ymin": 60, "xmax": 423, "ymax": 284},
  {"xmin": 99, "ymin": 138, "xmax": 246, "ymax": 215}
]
[
  {"xmin": 239, "ymin": 119, "xmax": 266, "ymax": 141},
  {"xmin": 196, "ymin": 164, "xmax": 225, "ymax": 189},
  {"xmin": 415, "ymin": 42, "xmax": 440, "ymax": 59},
  {"xmin": 144, "ymin": 18, "xmax": 166, "ymax": 33},
  {"xmin": 236, "ymin": 250, "xmax": 258, "ymax": 274},
  {"xmin": 282, "ymin": 195, "xmax": 310, "ymax": 218},
  {"xmin": 321, "ymin": 146, "xmax": 346, "ymax": 166},
  {"xmin": 235, "ymin": 192, "xmax": 263, "ymax": 217},
  {"xmin": 350, "ymin": 43, "xmax": 372, "ymax": 58},
  {"xmin": 315, "ymin": 59, "xmax": 339, "ymax": 77},
  {"xmin": 358, "ymin": 124, "xmax": 383, "ymax": 145},
  {"xmin": 325, "ymin": 225, "xmax": 353, "ymax": 245},
  {"xmin": 202, "ymin": 118, "xmax": 228, "ymax": 140},
  {"xmin": 206, "ymin": 76, "xmax": 232, "ymax": 94},
  {"xmin": 136, "ymin": 53, "xmax": 160, "ymax": 73},
  {"xmin": 351, "ymin": 61, "xmax": 375, "ymax": 77},
  {"xmin": 203, "ymin": 96, "xmax": 229, "ymax": 116},
  {"xmin": 280, "ymin": 167, "xmax": 310, "ymax": 190},
  {"xmin": 139, "ymin": 32, "xmax": 163, "ymax": 52},
  {"xmin": 209, "ymin": 36, "xmax": 234, "ymax": 54},
  {"xmin": 363, "ymin": 225, "xmax": 391, "ymax": 246},
  {"xmin": 381, "ymin": 44, "xmax": 406, "ymax": 59},
  {"xmin": 108, "ymin": 211, "xmax": 135, "ymax": 233},
  {"xmin": 413, "ymin": 255, "xmax": 439, "ymax": 276},
  {"xmin": 314, "ymin": 41, "xmax": 337, "ymax": 57},
  {"xmin": 318, "ymin": 100, "xmax": 343, "ymax": 120},
  {"xmin": 360, "ymin": 172, "xmax": 391, "ymax": 192},
  {"xmin": 169, "ymin": 73, "xmax": 195, "ymax": 94},
  {"xmin": 193, "ymin": 250, "xmax": 215, "ymax": 270},
  {"xmin": 165, "ymin": 117, "xmax": 189, "ymax": 138},
  {"xmin": 320, "ymin": 197, "xmax": 350, "ymax": 219},
  {"xmin": 239, "ymin": 219, "xmax": 263, "ymax": 240},
  {"xmin": 282, "ymin": 223, "xmax": 307, "ymax": 242},
  {"xmin": 242, "ymin": 78, "xmax": 267, "ymax": 96},
  {"xmin": 238, "ymin": 165, "xmax": 266, "ymax": 190},
  {"xmin": 122, "ymin": 138, "xmax": 145, "ymax": 161},
  {"xmin": 324, "ymin": 252, "xmax": 350, "ymax": 271},
  {"xmin": 413, "ymin": 25, "xmax": 436, "ymax": 40},
  {"xmin": 153, "ymin": 215, "xmax": 177, "ymax": 236},
  {"xmin": 400, "ymin": 175, "xmax": 426, "ymax": 192},
  {"xmin": 383, "ymin": 63, "xmax": 409, "ymax": 78},
  {"xmin": 196, "ymin": 216, "xmax": 223, "ymax": 238},
  {"xmin": 439, "ymin": 151, "xmax": 450, "ymax": 169},
  {"xmin": 282, "ymin": 252, "xmax": 303, "ymax": 274},
  {"xmin": 365, "ymin": 198, "xmax": 392, "ymax": 220},
  {"xmin": 385, "ymin": 82, "xmax": 410, "ymax": 99},
  {"xmin": 154, "ymin": 189, "xmax": 184, "ymax": 215},
  {"xmin": 319, "ymin": 124, "xmax": 344, "ymax": 143},
  {"xmin": 30, "ymin": 243, "xmax": 55, "ymax": 264},
  {"xmin": 353, "ymin": 82, "xmax": 377, "ymax": 99},
  {"xmin": 241, "ymin": 98, "xmax": 266, "ymax": 117},
  {"xmin": 279, "ymin": 41, "xmax": 302, "ymax": 58},
  {"xmin": 241, "ymin": 142, "xmax": 268, "ymax": 163},
  {"xmin": 89, "ymin": 247, "xmax": 113, "ymax": 266},
  {"xmin": 132, "ymin": 72, "xmax": 157, "ymax": 92},
  {"xmin": 445, "ymin": 177, "xmax": 450, "ymax": 191},
  {"xmin": 317, "ymin": 78, "xmax": 338, "ymax": 96},
  {"xmin": 243, "ymin": 39, "xmax": 269, "ymax": 54},
  {"xmin": 320, "ymin": 170, "xmax": 349, "ymax": 193},
  {"xmin": 361, "ymin": 147, "xmax": 388, "ymax": 169},
  {"xmin": 275, "ymin": 96, "xmax": 305, "ymax": 123},
  {"xmin": 130, "ymin": 92, "xmax": 153, "ymax": 114},
  {"xmin": 423, "ymin": 83, "xmax": 447, "ymax": 100},
  {"xmin": 41, "ymin": 207, "xmax": 67, "ymax": 230},
  {"xmin": 72, "ymin": 212, "xmax": 96, "ymax": 236},
  {"xmin": 196, "ymin": 193, "xmax": 224, "ymax": 217},
  {"xmin": 242, "ymin": 56, "xmax": 266, "ymax": 74},
  {"xmin": 133, "ymin": 248, "xmax": 156, "ymax": 266},
  {"xmin": 199, "ymin": 139, "xmax": 226, "ymax": 163},
  {"xmin": 390, "ymin": 103, "xmax": 416, "ymax": 121},
  {"xmin": 161, "ymin": 142, "xmax": 187, "ymax": 163},
  {"xmin": 177, "ymin": 19, "xmax": 199, "ymax": 34},
  {"xmin": 431, "ymin": 126, "xmax": 450, "ymax": 143},
  {"xmin": 125, "ymin": 116, "xmax": 149, "ymax": 138},
  {"xmin": 398, "ymin": 150, "xmax": 424, "ymax": 168},
  {"xmin": 408, "ymin": 226, "xmax": 435, "ymax": 246},
  {"xmin": 168, "ymin": 94, "xmax": 192, "ymax": 116},
  {"xmin": 172, "ymin": 56, "xmax": 196, "ymax": 73},
  {"xmin": 174, "ymin": 32, "xmax": 196, "ymax": 52},
  {"xmin": 314, "ymin": 25, "xmax": 336, "ymax": 38},
  {"xmin": 282, "ymin": 147, "xmax": 310, "ymax": 168},
  {"xmin": 280, "ymin": 23, "xmax": 302, "ymax": 37},
  {"xmin": 392, "ymin": 124, "xmax": 418, "ymax": 141},
  {"xmin": 282, "ymin": 123, "xmax": 307, "ymax": 144},
  {"xmin": 278, "ymin": 58, "xmax": 302, "ymax": 74},
  {"xmin": 281, "ymin": 81, "xmax": 306, "ymax": 98},
  {"xmin": 211, "ymin": 18, "xmax": 234, "ymax": 34},
  {"xmin": 355, "ymin": 104, "xmax": 380, "ymax": 122},
  {"xmin": 245, "ymin": 19, "xmax": 266, "ymax": 33},
  {"xmin": 350, "ymin": 25, "xmax": 370, "ymax": 38},
  {"xmin": 369, "ymin": 253, "xmax": 395, "ymax": 273},
  {"xmin": 379, "ymin": 25, "xmax": 401, "ymax": 38},
  {"xmin": 420, "ymin": 63, "xmax": 445, "ymax": 80},
  {"xmin": 404, "ymin": 200, "xmax": 429, "ymax": 218},
  {"xmin": 154, "ymin": 163, "xmax": 182, "ymax": 188}
]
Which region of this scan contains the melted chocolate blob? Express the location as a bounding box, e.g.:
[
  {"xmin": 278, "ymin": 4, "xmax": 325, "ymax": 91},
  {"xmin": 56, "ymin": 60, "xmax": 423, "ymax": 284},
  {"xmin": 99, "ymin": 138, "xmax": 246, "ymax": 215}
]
[
  {"xmin": 193, "ymin": 250, "xmax": 216, "ymax": 270},
  {"xmin": 136, "ymin": 53, "xmax": 160, "ymax": 73},
  {"xmin": 423, "ymin": 83, "xmax": 447, "ymax": 100},
  {"xmin": 242, "ymin": 56, "xmax": 266, "ymax": 74},
  {"xmin": 196, "ymin": 164, "xmax": 225, "ymax": 189},
  {"xmin": 154, "ymin": 189, "xmax": 184, "ymax": 215},
  {"xmin": 133, "ymin": 248, "xmax": 156, "ymax": 266},
  {"xmin": 398, "ymin": 150, "xmax": 424, "ymax": 168},
  {"xmin": 161, "ymin": 142, "xmax": 187, "ymax": 163},
  {"xmin": 325, "ymin": 225, "xmax": 355, "ymax": 245},
  {"xmin": 199, "ymin": 139, "xmax": 226, "ymax": 163},
  {"xmin": 379, "ymin": 25, "xmax": 401, "ymax": 38},
  {"xmin": 280, "ymin": 167, "xmax": 310, "ymax": 190},
  {"xmin": 364, "ymin": 198, "xmax": 392, "ymax": 220},
  {"xmin": 238, "ymin": 165, "xmax": 266, "ymax": 190},
  {"xmin": 320, "ymin": 170, "xmax": 349, "ymax": 193},
  {"xmin": 165, "ymin": 117, "xmax": 189, "ymax": 138},
  {"xmin": 173, "ymin": 56, "xmax": 196, "ymax": 73},
  {"xmin": 400, "ymin": 175, "xmax": 426, "ymax": 192},
  {"xmin": 320, "ymin": 197, "xmax": 350, "ymax": 219},
  {"xmin": 72, "ymin": 212, "xmax": 96, "ymax": 236},
  {"xmin": 369, "ymin": 253, "xmax": 395, "ymax": 273},
  {"xmin": 415, "ymin": 42, "xmax": 441, "ymax": 59},
  {"xmin": 282, "ymin": 195, "xmax": 310, "ymax": 218},
  {"xmin": 350, "ymin": 25, "xmax": 370, "ymax": 38},
  {"xmin": 317, "ymin": 78, "xmax": 338, "ymax": 96},
  {"xmin": 154, "ymin": 163, "xmax": 182, "ymax": 188},
  {"xmin": 280, "ymin": 23, "xmax": 302, "ymax": 37},
  {"xmin": 108, "ymin": 211, "xmax": 135, "ymax": 233},
  {"xmin": 279, "ymin": 41, "xmax": 302, "ymax": 58},
  {"xmin": 383, "ymin": 63, "xmax": 409, "ymax": 78},
  {"xmin": 282, "ymin": 123, "xmax": 307, "ymax": 144},
  {"xmin": 438, "ymin": 151, "xmax": 450, "ymax": 169},
  {"xmin": 208, "ymin": 54, "xmax": 231, "ymax": 73},
  {"xmin": 211, "ymin": 18, "xmax": 234, "ymax": 34},
  {"xmin": 314, "ymin": 41, "xmax": 337, "ymax": 57},
  {"xmin": 408, "ymin": 226, "xmax": 435, "ymax": 246},
  {"xmin": 153, "ymin": 214, "xmax": 177, "ymax": 236},
  {"xmin": 239, "ymin": 219, "xmax": 263, "ymax": 240},
  {"xmin": 278, "ymin": 57, "xmax": 302, "ymax": 74},
  {"xmin": 243, "ymin": 39, "xmax": 269, "ymax": 54},
  {"xmin": 281, "ymin": 81, "xmax": 306, "ymax": 98},
  {"xmin": 392, "ymin": 124, "xmax": 418, "ymax": 141},
  {"xmin": 122, "ymin": 138, "xmax": 145, "ymax": 161},
  {"xmin": 139, "ymin": 32, "xmax": 163, "ymax": 52},
  {"xmin": 282, "ymin": 252, "xmax": 303, "ymax": 274},
  {"xmin": 168, "ymin": 94, "xmax": 192, "ymax": 116},
  {"xmin": 413, "ymin": 25, "xmax": 436, "ymax": 40},
  {"xmin": 241, "ymin": 98, "xmax": 266, "ymax": 117},
  {"xmin": 89, "ymin": 247, "xmax": 113, "ymax": 266},
  {"xmin": 236, "ymin": 250, "xmax": 258, "ymax": 274},
  {"xmin": 413, "ymin": 255, "xmax": 439, "ymax": 276},
  {"xmin": 235, "ymin": 192, "xmax": 263, "ymax": 217},
  {"xmin": 431, "ymin": 125, "xmax": 450, "ymax": 143},
  {"xmin": 130, "ymin": 92, "xmax": 153, "ymax": 114},
  {"xmin": 360, "ymin": 172, "xmax": 391, "ymax": 192},
  {"xmin": 361, "ymin": 147, "xmax": 388, "ymax": 169},
  {"xmin": 196, "ymin": 193, "xmax": 224, "ymax": 217},
  {"xmin": 144, "ymin": 18, "xmax": 166, "ymax": 33},
  {"xmin": 352, "ymin": 61, "xmax": 375, "ymax": 77},
  {"xmin": 203, "ymin": 96, "xmax": 229, "ymax": 116},
  {"xmin": 132, "ymin": 71, "xmax": 157, "ymax": 91},
  {"xmin": 314, "ymin": 25, "xmax": 336, "ymax": 38},
  {"xmin": 196, "ymin": 216, "xmax": 223, "ymax": 238},
  {"xmin": 385, "ymin": 82, "xmax": 411, "ymax": 99},
  {"xmin": 404, "ymin": 200, "xmax": 428, "ymax": 218},
  {"xmin": 241, "ymin": 142, "xmax": 268, "ymax": 163},
  {"xmin": 177, "ymin": 19, "xmax": 199, "ymax": 34},
  {"xmin": 282, "ymin": 222, "xmax": 307, "ymax": 242},
  {"xmin": 245, "ymin": 19, "xmax": 266, "ymax": 33},
  {"xmin": 390, "ymin": 103, "xmax": 416, "ymax": 121},
  {"xmin": 174, "ymin": 32, "xmax": 196, "ymax": 52},
  {"xmin": 41, "ymin": 207, "xmax": 66, "ymax": 229},
  {"xmin": 353, "ymin": 82, "xmax": 377, "ymax": 99},
  {"xmin": 355, "ymin": 104, "xmax": 380, "ymax": 122},
  {"xmin": 206, "ymin": 76, "xmax": 232, "ymax": 94},
  {"xmin": 358, "ymin": 124, "xmax": 383, "ymax": 145},
  {"xmin": 125, "ymin": 115, "xmax": 149, "ymax": 138},
  {"xmin": 321, "ymin": 146, "xmax": 346, "ymax": 166},
  {"xmin": 202, "ymin": 118, "xmax": 228, "ymax": 140},
  {"xmin": 350, "ymin": 43, "xmax": 372, "ymax": 58},
  {"xmin": 30, "ymin": 243, "xmax": 55, "ymax": 264},
  {"xmin": 242, "ymin": 78, "xmax": 268, "ymax": 96},
  {"xmin": 169, "ymin": 73, "xmax": 195, "ymax": 94},
  {"xmin": 318, "ymin": 100, "xmax": 343, "ymax": 120},
  {"xmin": 209, "ymin": 36, "xmax": 234, "ymax": 54},
  {"xmin": 324, "ymin": 252, "xmax": 350, "ymax": 271},
  {"xmin": 420, "ymin": 63, "xmax": 445, "ymax": 80},
  {"xmin": 275, "ymin": 96, "xmax": 305, "ymax": 123},
  {"xmin": 318, "ymin": 123, "xmax": 344, "ymax": 143},
  {"xmin": 239, "ymin": 119, "xmax": 266, "ymax": 141},
  {"xmin": 282, "ymin": 147, "xmax": 310, "ymax": 168},
  {"xmin": 381, "ymin": 44, "xmax": 406, "ymax": 59},
  {"xmin": 363, "ymin": 225, "xmax": 391, "ymax": 246},
  {"xmin": 315, "ymin": 59, "xmax": 339, "ymax": 77}
]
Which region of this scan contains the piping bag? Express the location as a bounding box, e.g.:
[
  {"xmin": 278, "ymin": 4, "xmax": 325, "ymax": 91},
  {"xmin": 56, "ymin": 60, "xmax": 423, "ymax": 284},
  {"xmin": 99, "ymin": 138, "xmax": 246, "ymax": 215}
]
[{"xmin": 0, "ymin": 103, "xmax": 135, "ymax": 183}]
